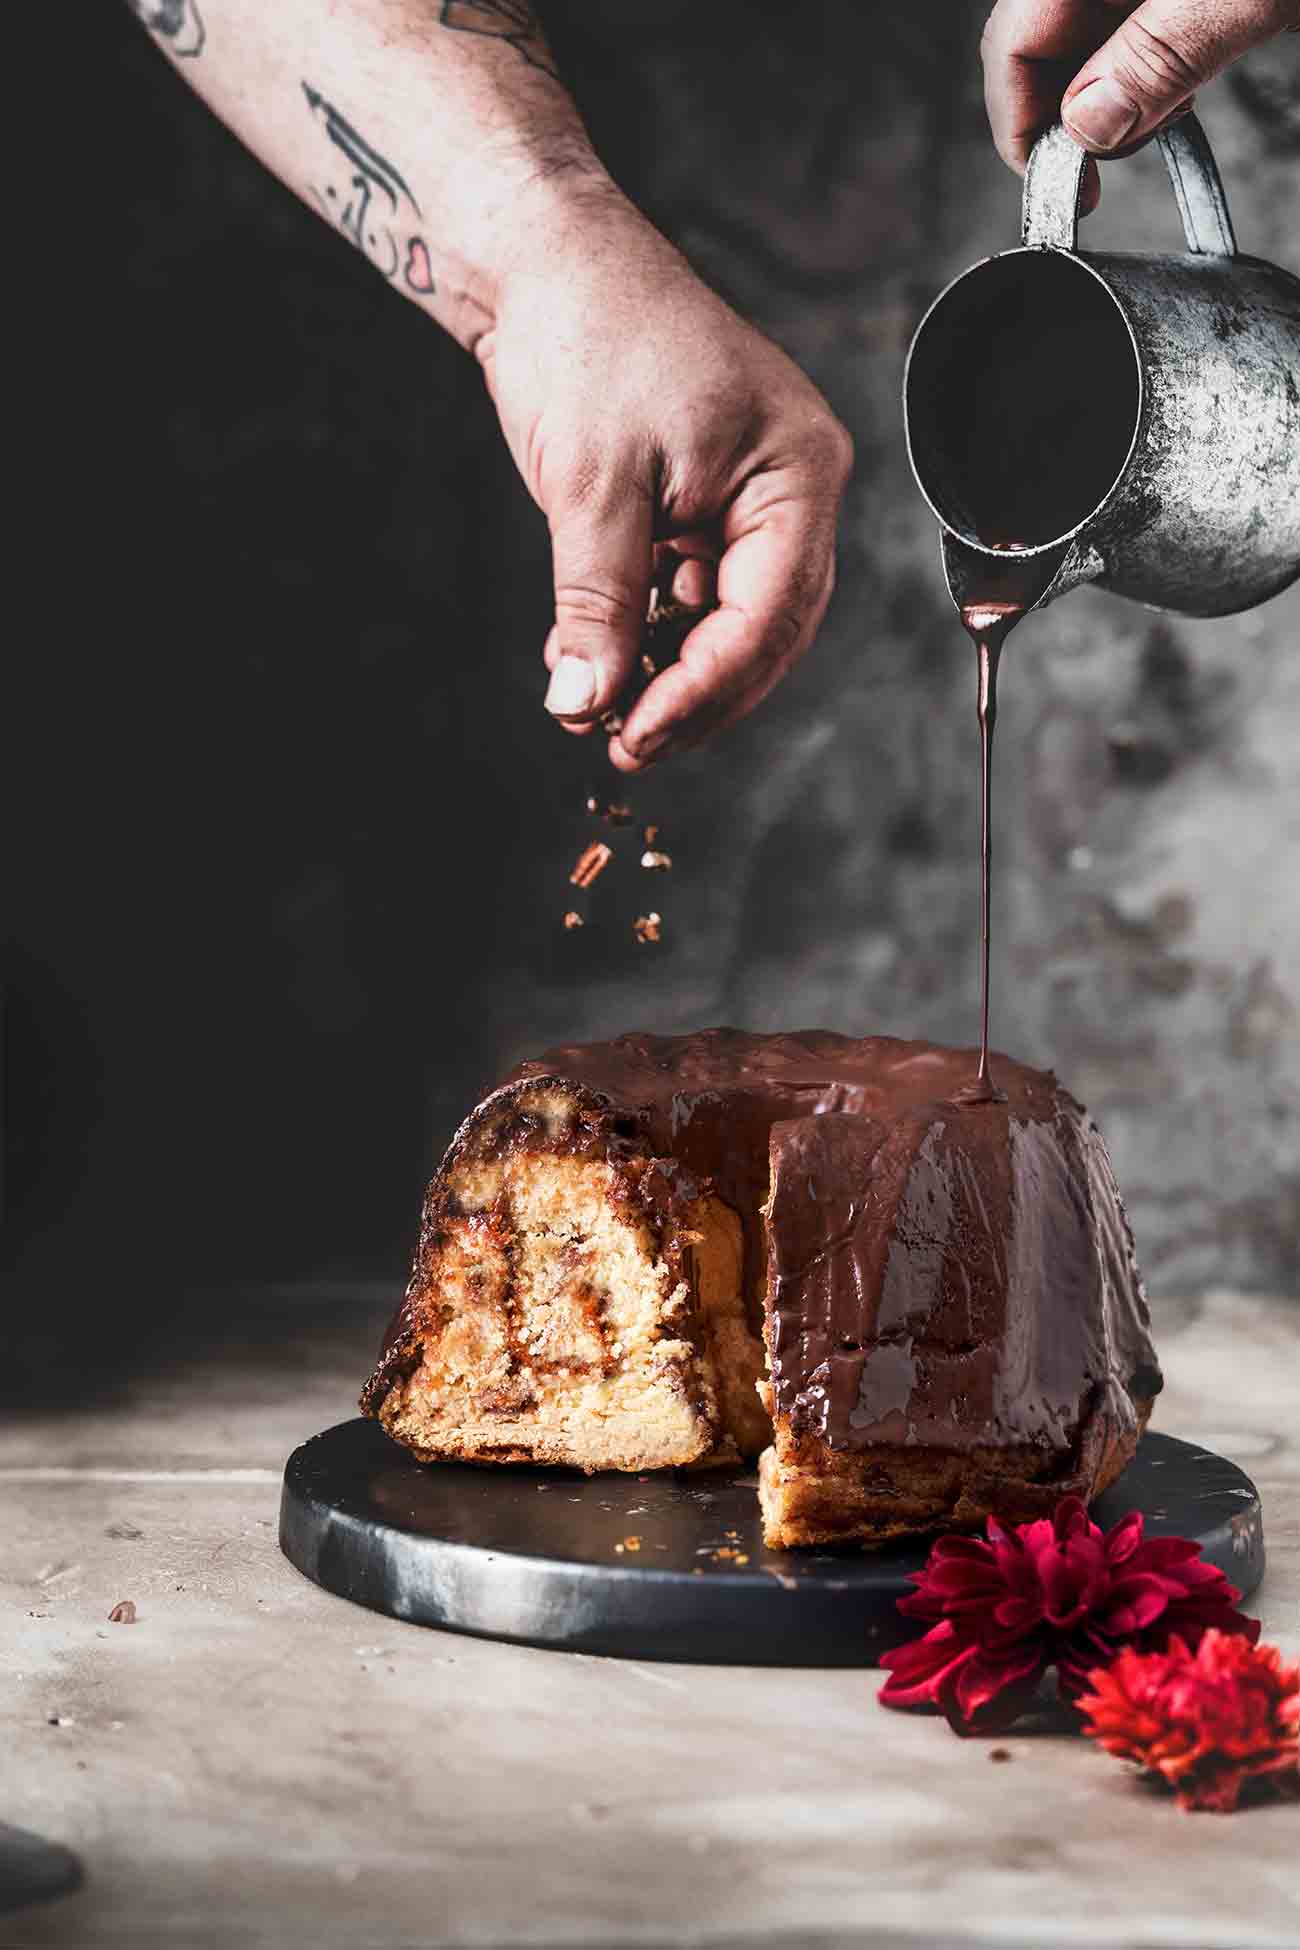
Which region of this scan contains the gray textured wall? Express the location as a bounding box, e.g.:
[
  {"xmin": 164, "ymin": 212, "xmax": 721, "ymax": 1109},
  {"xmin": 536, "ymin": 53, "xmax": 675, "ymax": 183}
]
[
  {"xmin": 4, "ymin": 3, "xmax": 1298, "ymax": 1364},
  {"xmin": 504, "ymin": 4, "xmax": 1300, "ymax": 1299}
]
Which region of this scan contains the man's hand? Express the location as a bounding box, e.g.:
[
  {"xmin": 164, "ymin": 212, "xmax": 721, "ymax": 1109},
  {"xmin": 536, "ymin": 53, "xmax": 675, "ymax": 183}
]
[
  {"xmin": 128, "ymin": 0, "xmax": 852, "ymax": 774},
  {"xmin": 983, "ymin": 0, "xmax": 1300, "ymax": 180},
  {"xmin": 482, "ymin": 187, "xmax": 852, "ymax": 773}
]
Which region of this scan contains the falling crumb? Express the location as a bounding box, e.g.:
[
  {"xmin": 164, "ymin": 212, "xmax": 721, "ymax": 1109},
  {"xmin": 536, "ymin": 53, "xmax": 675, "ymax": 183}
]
[
  {"xmin": 600, "ymin": 709, "xmax": 623, "ymax": 735},
  {"xmin": 563, "ymin": 910, "xmax": 584, "ymax": 931},
  {"xmin": 640, "ymin": 653, "xmax": 657, "ymax": 677},
  {"xmin": 640, "ymin": 849, "xmax": 672, "ymax": 873},
  {"xmin": 989, "ymin": 1748, "xmax": 1013, "ymax": 1763},
  {"xmin": 586, "ymin": 797, "xmax": 634, "ymax": 825},
  {"xmin": 643, "ymin": 824, "xmax": 660, "ymax": 846},
  {"xmin": 107, "ymin": 1600, "xmax": 138, "ymax": 1625},
  {"xmin": 633, "ymin": 912, "xmax": 662, "ymax": 944},
  {"xmin": 570, "ymin": 842, "xmax": 613, "ymax": 889},
  {"xmin": 621, "ymin": 1536, "xmax": 642, "ymax": 1553}
]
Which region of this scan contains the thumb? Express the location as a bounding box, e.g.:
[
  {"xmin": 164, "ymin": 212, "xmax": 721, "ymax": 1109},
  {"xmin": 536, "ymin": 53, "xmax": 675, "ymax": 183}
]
[
  {"xmin": 543, "ymin": 488, "xmax": 654, "ymax": 723},
  {"xmin": 1062, "ymin": 0, "xmax": 1285, "ymax": 154}
]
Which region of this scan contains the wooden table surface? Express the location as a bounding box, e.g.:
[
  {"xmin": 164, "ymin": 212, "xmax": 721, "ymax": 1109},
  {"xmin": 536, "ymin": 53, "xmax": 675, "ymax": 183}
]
[{"xmin": 3, "ymin": 1286, "xmax": 1297, "ymax": 1950}]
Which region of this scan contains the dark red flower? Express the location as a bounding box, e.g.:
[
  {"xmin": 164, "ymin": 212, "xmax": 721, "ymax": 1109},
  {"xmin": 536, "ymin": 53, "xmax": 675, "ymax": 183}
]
[
  {"xmin": 1078, "ymin": 1629, "xmax": 1299, "ymax": 1812},
  {"xmin": 878, "ymin": 1497, "xmax": 1259, "ymax": 1734}
]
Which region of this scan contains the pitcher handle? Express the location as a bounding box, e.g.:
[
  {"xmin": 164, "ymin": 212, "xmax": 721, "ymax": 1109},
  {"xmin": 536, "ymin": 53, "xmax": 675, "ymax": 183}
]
[{"xmin": 1022, "ymin": 113, "xmax": 1237, "ymax": 257}]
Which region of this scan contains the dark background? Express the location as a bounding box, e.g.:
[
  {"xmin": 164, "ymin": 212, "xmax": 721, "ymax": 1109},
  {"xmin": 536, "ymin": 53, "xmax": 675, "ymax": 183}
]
[{"xmin": 6, "ymin": 3, "xmax": 1299, "ymax": 1382}]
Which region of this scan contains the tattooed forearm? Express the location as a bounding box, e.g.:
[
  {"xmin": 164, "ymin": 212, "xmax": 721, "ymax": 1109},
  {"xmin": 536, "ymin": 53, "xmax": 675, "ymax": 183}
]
[
  {"xmin": 303, "ymin": 84, "xmax": 437, "ymax": 298},
  {"xmin": 437, "ymin": 1, "xmax": 558, "ymax": 80},
  {"xmin": 128, "ymin": 0, "xmax": 205, "ymax": 58}
]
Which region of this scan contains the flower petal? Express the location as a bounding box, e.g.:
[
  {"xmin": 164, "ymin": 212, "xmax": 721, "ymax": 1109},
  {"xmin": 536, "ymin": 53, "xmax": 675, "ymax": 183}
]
[{"xmin": 1103, "ymin": 1509, "xmax": 1145, "ymax": 1565}]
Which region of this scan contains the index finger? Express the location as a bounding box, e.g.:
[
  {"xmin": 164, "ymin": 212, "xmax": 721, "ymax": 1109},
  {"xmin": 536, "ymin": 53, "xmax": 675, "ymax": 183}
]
[
  {"xmin": 611, "ymin": 462, "xmax": 841, "ymax": 771},
  {"xmin": 983, "ymin": 0, "xmax": 1114, "ymax": 180}
]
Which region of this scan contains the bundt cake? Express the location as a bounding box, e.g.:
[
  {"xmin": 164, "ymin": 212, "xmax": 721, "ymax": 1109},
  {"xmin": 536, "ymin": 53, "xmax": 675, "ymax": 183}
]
[{"xmin": 360, "ymin": 1030, "xmax": 1161, "ymax": 1548}]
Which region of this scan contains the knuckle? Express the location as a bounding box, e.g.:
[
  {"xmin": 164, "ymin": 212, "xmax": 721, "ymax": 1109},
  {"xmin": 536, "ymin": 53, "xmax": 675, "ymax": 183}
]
[
  {"xmin": 757, "ymin": 605, "xmax": 805, "ymax": 674},
  {"xmin": 823, "ymin": 414, "xmax": 855, "ymax": 483},
  {"xmin": 544, "ymin": 442, "xmax": 605, "ymax": 511},
  {"xmin": 1114, "ymin": 19, "xmax": 1204, "ymax": 98},
  {"xmin": 553, "ymin": 580, "xmax": 641, "ymax": 631}
]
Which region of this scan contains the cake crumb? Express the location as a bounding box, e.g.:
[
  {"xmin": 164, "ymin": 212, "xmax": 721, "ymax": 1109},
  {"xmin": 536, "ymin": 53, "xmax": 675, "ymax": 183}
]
[
  {"xmin": 633, "ymin": 912, "xmax": 662, "ymax": 944},
  {"xmin": 562, "ymin": 910, "xmax": 584, "ymax": 931},
  {"xmin": 570, "ymin": 842, "xmax": 613, "ymax": 889},
  {"xmin": 640, "ymin": 849, "xmax": 672, "ymax": 873},
  {"xmin": 600, "ymin": 710, "xmax": 623, "ymax": 736},
  {"xmin": 107, "ymin": 1600, "xmax": 138, "ymax": 1625},
  {"xmin": 640, "ymin": 653, "xmax": 657, "ymax": 677},
  {"xmin": 644, "ymin": 824, "xmax": 660, "ymax": 846},
  {"xmin": 989, "ymin": 1748, "xmax": 1013, "ymax": 1763},
  {"xmin": 586, "ymin": 797, "xmax": 634, "ymax": 825}
]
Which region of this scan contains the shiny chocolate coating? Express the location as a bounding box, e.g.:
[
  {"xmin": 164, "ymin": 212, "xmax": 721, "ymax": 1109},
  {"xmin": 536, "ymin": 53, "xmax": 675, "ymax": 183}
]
[{"xmin": 511, "ymin": 1029, "xmax": 1160, "ymax": 1455}]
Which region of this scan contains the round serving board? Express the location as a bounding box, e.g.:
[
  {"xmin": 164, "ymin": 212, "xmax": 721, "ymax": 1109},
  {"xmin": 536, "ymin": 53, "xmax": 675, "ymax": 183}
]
[{"xmin": 279, "ymin": 1424, "xmax": 1265, "ymax": 1666}]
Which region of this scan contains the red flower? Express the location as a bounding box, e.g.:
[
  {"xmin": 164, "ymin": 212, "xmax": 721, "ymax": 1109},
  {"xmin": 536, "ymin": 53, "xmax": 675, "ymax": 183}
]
[
  {"xmin": 1078, "ymin": 1629, "xmax": 1299, "ymax": 1812},
  {"xmin": 878, "ymin": 1497, "xmax": 1259, "ymax": 1734}
]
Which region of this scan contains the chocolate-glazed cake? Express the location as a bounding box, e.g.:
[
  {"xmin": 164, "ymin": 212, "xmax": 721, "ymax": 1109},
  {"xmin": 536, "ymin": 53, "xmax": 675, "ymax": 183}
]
[{"xmin": 361, "ymin": 1030, "xmax": 1161, "ymax": 1547}]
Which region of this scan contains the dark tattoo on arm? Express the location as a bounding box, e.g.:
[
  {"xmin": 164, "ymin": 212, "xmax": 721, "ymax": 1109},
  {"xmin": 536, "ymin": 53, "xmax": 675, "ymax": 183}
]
[
  {"xmin": 302, "ymin": 85, "xmax": 437, "ymax": 298},
  {"xmin": 438, "ymin": 1, "xmax": 558, "ymax": 80},
  {"xmin": 128, "ymin": 0, "xmax": 205, "ymax": 58}
]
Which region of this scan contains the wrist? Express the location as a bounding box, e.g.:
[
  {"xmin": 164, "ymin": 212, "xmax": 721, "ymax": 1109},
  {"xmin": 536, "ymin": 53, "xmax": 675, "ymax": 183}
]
[{"xmin": 421, "ymin": 146, "xmax": 625, "ymax": 356}]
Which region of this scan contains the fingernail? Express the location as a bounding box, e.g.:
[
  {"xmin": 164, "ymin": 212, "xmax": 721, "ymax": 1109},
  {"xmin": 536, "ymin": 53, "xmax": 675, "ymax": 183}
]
[
  {"xmin": 544, "ymin": 656, "xmax": 597, "ymax": 719},
  {"xmin": 626, "ymin": 727, "xmax": 671, "ymax": 763},
  {"xmin": 1064, "ymin": 78, "xmax": 1140, "ymax": 152}
]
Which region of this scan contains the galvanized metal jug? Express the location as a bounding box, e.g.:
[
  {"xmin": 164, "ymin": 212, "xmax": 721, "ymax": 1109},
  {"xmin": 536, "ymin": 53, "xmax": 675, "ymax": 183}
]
[{"xmin": 904, "ymin": 116, "xmax": 1300, "ymax": 619}]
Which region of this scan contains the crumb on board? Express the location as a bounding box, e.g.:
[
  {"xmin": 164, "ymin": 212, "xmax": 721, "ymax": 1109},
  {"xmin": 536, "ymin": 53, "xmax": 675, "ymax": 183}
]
[
  {"xmin": 613, "ymin": 1536, "xmax": 643, "ymax": 1555},
  {"xmin": 633, "ymin": 912, "xmax": 662, "ymax": 944},
  {"xmin": 107, "ymin": 1599, "xmax": 138, "ymax": 1625},
  {"xmin": 989, "ymin": 1748, "xmax": 1013, "ymax": 1763}
]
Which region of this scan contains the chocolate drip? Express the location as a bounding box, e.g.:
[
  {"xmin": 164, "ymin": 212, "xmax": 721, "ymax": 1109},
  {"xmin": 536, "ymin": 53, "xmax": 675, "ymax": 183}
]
[{"xmin": 953, "ymin": 548, "xmax": 1043, "ymax": 1102}]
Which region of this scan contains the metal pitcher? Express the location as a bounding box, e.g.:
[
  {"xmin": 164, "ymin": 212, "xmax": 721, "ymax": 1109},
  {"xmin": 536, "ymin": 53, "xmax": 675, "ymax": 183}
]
[{"xmin": 904, "ymin": 115, "xmax": 1300, "ymax": 620}]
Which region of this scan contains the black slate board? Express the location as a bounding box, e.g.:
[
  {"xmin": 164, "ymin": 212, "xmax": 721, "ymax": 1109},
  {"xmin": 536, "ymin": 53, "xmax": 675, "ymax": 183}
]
[{"xmin": 279, "ymin": 1423, "xmax": 1265, "ymax": 1666}]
